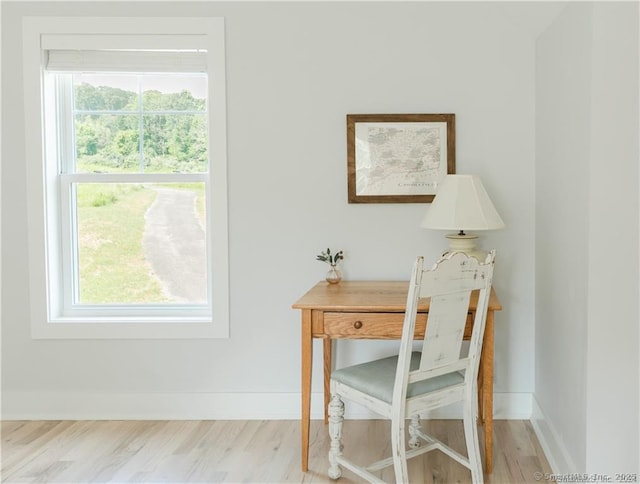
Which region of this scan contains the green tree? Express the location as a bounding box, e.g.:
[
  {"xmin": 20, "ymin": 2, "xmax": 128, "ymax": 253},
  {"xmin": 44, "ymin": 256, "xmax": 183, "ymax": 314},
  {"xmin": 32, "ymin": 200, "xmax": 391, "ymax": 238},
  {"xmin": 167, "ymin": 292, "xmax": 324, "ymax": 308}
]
[
  {"xmin": 112, "ymin": 130, "xmax": 139, "ymax": 170},
  {"xmin": 74, "ymin": 82, "xmax": 207, "ymax": 173},
  {"xmin": 74, "ymin": 82, "xmax": 136, "ymax": 111},
  {"xmin": 76, "ymin": 122, "xmax": 100, "ymax": 156}
]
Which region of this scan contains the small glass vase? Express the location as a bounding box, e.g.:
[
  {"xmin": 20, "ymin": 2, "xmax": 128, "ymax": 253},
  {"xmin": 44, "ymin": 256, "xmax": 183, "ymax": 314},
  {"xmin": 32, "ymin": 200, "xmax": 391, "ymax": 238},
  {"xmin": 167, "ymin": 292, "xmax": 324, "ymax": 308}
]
[{"xmin": 326, "ymin": 264, "xmax": 342, "ymax": 284}]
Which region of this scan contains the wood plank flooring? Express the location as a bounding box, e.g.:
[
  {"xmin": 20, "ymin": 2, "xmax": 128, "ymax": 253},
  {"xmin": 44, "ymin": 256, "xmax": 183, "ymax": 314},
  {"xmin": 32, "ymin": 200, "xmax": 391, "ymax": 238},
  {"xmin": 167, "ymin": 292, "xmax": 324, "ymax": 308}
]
[{"xmin": 1, "ymin": 419, "xmax": 552, "ymax": 483}]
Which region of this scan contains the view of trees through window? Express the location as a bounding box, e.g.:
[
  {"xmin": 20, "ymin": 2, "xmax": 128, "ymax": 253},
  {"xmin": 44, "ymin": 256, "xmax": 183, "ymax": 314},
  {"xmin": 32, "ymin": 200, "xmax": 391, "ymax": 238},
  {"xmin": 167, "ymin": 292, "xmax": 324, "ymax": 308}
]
[
  {"xmin": 69, "ymin": 74, "xmax": 209, "ymax": 305},
  {"xmin": 73, "ymin": 74, "xmax": 208, "ymax": 174}
]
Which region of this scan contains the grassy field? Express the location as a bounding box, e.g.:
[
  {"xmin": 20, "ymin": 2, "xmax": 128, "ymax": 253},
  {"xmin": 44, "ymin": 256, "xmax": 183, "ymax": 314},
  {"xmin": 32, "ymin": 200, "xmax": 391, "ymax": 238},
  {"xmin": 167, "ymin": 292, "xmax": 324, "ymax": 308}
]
[
  {"xmin": 74, "ymin": 158, "xmax": 206, "ymax": 304},
  {"xmin": 77, "ymin": 183, "xmax": 168, "ymax": 303}
]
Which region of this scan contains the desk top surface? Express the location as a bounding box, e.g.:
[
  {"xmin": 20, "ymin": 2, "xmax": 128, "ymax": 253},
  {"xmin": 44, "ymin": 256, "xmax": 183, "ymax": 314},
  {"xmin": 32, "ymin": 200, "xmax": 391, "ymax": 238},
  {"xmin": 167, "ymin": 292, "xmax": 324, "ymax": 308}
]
[{"xmin": 292, "ymin": 281, "xmax": 501, "ymax": 312}]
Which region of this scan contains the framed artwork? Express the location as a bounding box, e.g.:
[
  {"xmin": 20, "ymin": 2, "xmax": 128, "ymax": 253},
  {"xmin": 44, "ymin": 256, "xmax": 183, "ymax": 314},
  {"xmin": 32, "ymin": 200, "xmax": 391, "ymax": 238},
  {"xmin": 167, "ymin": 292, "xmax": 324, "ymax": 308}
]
[{"xmin": 347, "ymin": 113, "xmax": 455, "ymax": 203}]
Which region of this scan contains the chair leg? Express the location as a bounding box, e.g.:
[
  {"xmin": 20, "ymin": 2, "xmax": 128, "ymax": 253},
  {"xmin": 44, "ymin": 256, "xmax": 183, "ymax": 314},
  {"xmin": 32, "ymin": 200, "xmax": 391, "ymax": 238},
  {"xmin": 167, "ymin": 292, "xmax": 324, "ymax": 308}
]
[
  {"xmin": 391, "ymin": 416, "xmax": 409, "ymax": 483},
  {"xmin": 463, "ymin": 393, "xmax": 484, "ymax": 484},
  {"xmin": 408, "ymin": 415, "xmax": 421, "ymax": 448},
  {"xmin": 328, "ymin": 394, "xmax": 345, "ymax": 480}
]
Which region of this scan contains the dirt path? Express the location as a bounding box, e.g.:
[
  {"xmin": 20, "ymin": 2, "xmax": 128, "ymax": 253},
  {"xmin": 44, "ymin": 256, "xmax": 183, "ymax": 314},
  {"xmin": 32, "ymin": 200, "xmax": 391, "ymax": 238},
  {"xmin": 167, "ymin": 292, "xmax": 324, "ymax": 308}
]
[{"xmin": 142, "ymin": 188, "xmax": 206, "ymax": 303}]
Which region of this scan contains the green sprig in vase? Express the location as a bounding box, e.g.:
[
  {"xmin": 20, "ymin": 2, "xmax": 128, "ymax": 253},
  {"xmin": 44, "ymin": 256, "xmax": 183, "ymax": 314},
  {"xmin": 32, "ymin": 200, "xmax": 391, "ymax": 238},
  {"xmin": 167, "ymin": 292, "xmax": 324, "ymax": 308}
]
[{"xmin": 316, "ymin": 248, "xmax": 344, "ymax": 284}]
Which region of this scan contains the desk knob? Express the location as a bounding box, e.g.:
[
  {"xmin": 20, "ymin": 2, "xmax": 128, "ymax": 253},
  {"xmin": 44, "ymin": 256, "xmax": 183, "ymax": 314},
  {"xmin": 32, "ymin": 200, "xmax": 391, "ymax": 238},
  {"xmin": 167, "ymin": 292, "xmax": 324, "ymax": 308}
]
[{"xmin": 353, "ymin": 321, "xmax": 363, "ymax": 329}]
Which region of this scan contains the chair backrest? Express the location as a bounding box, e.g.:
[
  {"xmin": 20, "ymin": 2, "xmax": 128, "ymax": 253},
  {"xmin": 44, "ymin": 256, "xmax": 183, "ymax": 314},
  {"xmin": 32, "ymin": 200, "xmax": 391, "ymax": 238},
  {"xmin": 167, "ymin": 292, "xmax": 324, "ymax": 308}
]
[{"xmin": 392, "ymin": 251, "xmax": 496, "ymax": 405}]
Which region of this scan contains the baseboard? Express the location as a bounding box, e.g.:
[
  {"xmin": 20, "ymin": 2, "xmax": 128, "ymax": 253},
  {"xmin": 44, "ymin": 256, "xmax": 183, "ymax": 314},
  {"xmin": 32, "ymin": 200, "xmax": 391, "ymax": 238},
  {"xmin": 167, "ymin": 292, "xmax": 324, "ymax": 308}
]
[
  {"xmin": 530, "ymin": 396, "xmax": 577, "ymax": 474},
  {"xmin": 2, "ymin": 391, "xmax": 532, "ymax": 421}
]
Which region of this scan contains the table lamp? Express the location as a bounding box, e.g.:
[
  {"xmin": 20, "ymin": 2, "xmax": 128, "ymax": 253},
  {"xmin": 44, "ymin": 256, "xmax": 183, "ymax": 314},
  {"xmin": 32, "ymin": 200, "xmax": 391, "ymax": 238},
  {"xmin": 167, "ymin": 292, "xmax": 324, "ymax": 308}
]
[{"xmin": 421, "ymin": 174, "xmax": 505, "ymax": 259}]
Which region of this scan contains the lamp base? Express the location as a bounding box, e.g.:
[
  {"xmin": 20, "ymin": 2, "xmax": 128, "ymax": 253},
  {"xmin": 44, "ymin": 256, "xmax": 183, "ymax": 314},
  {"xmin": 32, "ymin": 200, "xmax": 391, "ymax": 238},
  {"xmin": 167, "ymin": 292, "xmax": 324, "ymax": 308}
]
[{"xmin": 444, "ymin": 233, "xmax": 485, "ymax": 260}]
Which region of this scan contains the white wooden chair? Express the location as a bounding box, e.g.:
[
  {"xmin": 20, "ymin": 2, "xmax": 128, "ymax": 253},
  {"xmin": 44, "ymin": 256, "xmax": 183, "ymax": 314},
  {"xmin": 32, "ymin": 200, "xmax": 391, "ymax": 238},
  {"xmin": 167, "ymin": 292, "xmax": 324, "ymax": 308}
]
[{"xmin": 328, "ymin": 250, "xmax": 496, "ymax": 484}]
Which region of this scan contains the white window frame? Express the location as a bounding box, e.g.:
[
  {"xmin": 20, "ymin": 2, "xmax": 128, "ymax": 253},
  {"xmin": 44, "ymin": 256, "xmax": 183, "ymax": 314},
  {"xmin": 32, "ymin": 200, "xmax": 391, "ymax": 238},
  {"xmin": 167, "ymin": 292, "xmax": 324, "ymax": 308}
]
[{"xmin": 23, "ymin": 17, "xmax": 229, "ymax": 339}]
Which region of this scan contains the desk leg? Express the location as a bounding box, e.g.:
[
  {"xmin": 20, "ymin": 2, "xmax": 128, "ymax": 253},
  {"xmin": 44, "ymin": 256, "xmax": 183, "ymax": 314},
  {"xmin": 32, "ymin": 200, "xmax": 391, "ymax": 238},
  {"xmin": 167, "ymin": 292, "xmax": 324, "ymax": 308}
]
[
  {"xmin": 482, "ymin": 310, "xmax": 495, "ymax": 474},
  {"xmin": 323, "ymin": 337, "xmax": 332, "ymax": 424},
  {"xmin": 301, "ymin": 309, "xmax": 312, "ymax": 472}
]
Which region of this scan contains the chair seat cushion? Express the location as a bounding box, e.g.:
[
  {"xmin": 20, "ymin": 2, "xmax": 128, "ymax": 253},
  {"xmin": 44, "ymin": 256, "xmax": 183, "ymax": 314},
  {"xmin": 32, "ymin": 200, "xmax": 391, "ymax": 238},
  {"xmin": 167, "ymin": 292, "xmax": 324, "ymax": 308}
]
[{"xmin": 331, "ymin": 352, "xmax": 464, "ymax": 404}]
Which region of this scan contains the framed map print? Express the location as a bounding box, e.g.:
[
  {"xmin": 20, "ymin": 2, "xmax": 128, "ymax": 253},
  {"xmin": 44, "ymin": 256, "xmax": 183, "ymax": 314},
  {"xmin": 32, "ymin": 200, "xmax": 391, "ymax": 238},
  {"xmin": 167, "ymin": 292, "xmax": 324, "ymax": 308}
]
[{"xmin": 347, "ymin": 114, "xmax": 455, "ymax": 203}]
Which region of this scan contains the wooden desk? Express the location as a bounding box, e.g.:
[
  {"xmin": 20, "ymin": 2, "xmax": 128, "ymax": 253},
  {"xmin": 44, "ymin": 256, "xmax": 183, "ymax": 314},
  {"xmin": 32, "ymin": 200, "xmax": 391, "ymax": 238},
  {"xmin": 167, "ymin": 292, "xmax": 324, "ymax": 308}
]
[{"xmin": 292, "ymin": 281, "xmax": 502, "ymax": 474}]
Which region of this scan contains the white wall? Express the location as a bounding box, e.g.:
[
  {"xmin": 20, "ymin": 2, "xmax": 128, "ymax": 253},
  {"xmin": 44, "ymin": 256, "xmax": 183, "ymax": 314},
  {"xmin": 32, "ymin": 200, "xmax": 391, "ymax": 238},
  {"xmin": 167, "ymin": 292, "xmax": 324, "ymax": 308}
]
[
  {"xmin": 2, "ymin": 1, "xmax": 555, "ymax": 419},
  {"xmin": 534, "ymin": 3, "xmax": 592, "ymax": 470},
  {"xmin": 585, "ymin": 2, "xmax": 639, "ymax": 473},
  {"xmin": 535, "ymin": 1, "xmax": 639, "ymax": 474}
]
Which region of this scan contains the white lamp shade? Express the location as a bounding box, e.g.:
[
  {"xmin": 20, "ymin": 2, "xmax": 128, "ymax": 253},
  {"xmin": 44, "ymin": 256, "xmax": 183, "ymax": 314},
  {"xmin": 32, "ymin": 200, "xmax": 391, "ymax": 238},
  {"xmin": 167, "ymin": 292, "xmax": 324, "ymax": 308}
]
[{"xmin": 421, "ymin": 175, "xmax": 505, "ymax": 231}]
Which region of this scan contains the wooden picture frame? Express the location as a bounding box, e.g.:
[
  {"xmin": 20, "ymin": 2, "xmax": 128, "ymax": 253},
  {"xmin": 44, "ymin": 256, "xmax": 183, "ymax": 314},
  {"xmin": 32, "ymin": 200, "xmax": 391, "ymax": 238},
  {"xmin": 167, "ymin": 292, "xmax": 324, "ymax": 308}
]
[{"xmin": 347, "ymin": 114, "xmax": 455, "ymax": 203}]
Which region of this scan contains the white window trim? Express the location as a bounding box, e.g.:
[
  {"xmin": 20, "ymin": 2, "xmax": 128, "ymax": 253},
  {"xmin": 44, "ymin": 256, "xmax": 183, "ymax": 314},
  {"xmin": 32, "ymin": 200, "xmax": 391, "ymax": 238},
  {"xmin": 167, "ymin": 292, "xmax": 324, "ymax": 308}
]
[{"xmin": 23, "ymin": 17, "xmax": 229, "ymax": 339}]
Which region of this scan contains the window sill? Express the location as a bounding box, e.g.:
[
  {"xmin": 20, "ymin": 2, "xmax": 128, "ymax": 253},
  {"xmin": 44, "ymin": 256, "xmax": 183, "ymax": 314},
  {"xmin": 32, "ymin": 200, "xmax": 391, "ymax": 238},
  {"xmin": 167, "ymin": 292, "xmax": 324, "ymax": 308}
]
[{"xmin": 32, "ymin": 318, "xmax": 228, "ymax": 339}]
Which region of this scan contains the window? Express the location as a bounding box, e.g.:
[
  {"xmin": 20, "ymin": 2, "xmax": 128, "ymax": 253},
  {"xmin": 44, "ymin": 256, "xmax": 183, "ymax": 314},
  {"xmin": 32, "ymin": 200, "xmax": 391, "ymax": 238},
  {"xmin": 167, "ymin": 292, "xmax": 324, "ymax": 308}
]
[{"xmin": 23, "ymin": 18, "xmax": 229, "ymax": 338}]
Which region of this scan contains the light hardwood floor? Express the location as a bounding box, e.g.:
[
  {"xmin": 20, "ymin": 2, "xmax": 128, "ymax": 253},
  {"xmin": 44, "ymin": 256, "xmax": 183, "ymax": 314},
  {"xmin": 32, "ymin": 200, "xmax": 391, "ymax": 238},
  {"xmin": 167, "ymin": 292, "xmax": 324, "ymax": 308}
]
[{"xmin": 2, "ymin": 419, "xmax": 552, "ymax": 483}]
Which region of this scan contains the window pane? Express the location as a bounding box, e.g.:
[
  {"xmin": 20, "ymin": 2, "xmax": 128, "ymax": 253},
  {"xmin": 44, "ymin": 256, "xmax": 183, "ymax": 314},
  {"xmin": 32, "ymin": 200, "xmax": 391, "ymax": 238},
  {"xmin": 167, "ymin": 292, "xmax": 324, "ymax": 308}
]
[
  {"xmin": 141, "ymin": 75, "xmax": 207, "ymax": 112},
  {"xmin": 143, "ymin": 114, "xmax": 208, "ymax": 173},
  {"xmin": 75, "ymin": 114, "xmax": 140, "ymax": 173},
  {"xmin": 73, "ymin": 74, "xmax": 138, "ymax": 111},
  {"xmin": 75, "ymin": 182, "xmax": 207, "ymax": 305}
]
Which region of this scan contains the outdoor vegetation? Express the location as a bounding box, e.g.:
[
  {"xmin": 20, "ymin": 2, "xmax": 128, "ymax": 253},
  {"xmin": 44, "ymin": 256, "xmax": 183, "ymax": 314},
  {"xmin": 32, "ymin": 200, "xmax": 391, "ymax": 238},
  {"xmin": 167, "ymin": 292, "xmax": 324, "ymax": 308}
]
[
  {"xmin": 74, "ymin": 81, "xmax": 207, "ymax": 304},
  {"xmin": 74, "ymin": 82, "xmax": 207, "ymax": 173},
  {"xmin": 77, "ymin": 183, "xmax": 167, "ymax": 303}
]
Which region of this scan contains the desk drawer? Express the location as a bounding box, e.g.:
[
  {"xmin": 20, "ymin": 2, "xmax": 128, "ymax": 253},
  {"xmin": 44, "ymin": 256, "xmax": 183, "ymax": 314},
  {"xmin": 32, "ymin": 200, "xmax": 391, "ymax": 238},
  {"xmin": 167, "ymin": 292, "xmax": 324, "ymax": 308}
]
[
  {"xmin": 323, "ymin": 313, "xmax": 424, "ymax": 339},
  {"xmin": 323, "ymin": 312, "xmax": 474, "ymax": 339}
]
